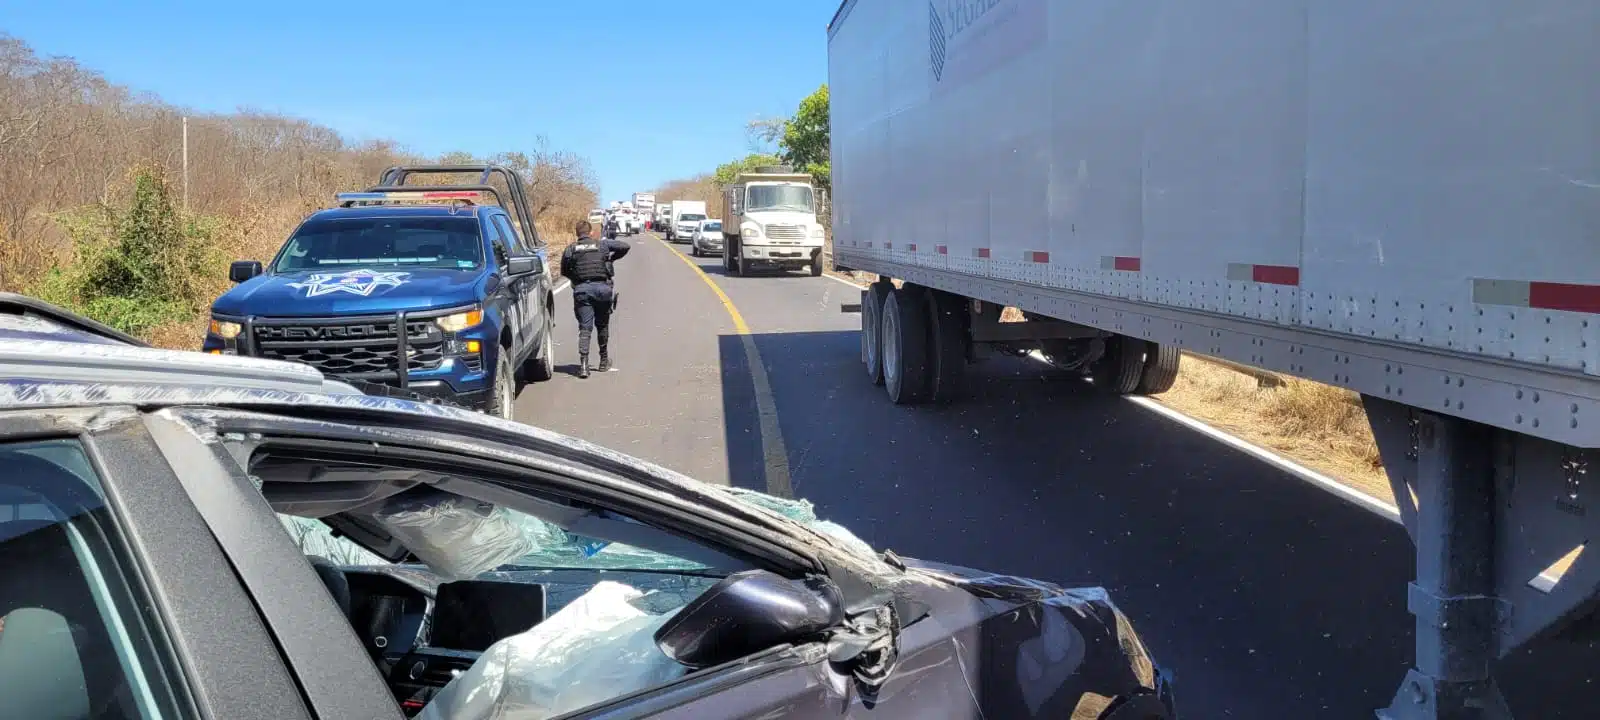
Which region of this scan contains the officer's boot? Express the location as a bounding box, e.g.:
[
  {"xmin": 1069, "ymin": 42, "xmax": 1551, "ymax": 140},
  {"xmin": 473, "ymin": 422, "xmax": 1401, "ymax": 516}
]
[
  {"xmin": 597, "ymin": 349, "xmax": 611, "ymax": 373},
  {"xmin": 577, "ymin": 354, "xmax": 590, "ymax": 379}
]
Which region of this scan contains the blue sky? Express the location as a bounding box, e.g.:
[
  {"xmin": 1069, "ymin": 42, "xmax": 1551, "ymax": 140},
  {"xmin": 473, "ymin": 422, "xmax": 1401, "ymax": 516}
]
[{"xmin": 0, "ymin": 0, "xmax": 838, "ymax": 203}]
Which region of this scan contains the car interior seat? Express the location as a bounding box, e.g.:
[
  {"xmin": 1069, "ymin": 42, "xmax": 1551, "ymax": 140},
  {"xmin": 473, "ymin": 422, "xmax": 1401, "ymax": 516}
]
[{"xmin": 0, "ymin": 452, "xmax": 137, "ymax": 719}]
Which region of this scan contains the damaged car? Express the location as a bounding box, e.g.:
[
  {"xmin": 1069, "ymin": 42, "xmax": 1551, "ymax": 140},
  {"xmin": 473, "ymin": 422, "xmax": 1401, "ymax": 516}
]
[{"xmin": 0, "ymin": 293, "xmax": 1176, "ymax": 719}]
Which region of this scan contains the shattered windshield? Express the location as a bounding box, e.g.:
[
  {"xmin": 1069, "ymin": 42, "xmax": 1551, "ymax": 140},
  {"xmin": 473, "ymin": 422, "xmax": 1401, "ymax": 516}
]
[{"xmin": 281, "ymin": 483, "xmax": 878, "ymax": 576}]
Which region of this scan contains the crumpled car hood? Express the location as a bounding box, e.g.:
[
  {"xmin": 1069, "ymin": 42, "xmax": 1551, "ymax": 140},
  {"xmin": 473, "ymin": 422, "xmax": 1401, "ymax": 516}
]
[{"xmin": 882, "ymin": 555, "xmax": 1178, "ymax": 718}]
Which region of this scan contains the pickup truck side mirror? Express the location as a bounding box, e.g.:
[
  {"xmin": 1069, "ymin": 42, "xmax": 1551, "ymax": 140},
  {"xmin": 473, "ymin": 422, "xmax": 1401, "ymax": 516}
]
[
  {"xmin": 507, "ymin": 255, "xmax": 542, "ymax": 276},
  {"xmin": 229, "ymin": 260, "xmax": 263, "ymax": 283}
]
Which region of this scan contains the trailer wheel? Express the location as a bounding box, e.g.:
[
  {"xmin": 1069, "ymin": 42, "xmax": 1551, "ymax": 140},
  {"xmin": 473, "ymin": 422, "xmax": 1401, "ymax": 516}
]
[
  {"xmin": 1091, "ymin": 335, "xmax": 1149, "ymax": 395},
  {"xmin": 882, "ymin": 287, "xmax": 931, "ymax": 405},
  {"xmin": 925, "ymin": 288, "xmax": 967, "ymax": 402},
  {"xmin": 1136, "ymin": 343, "xmax": 1181, "ymax": 395},
  {"xmin": 862, "ymin": 281, "xmax": 891, "ymax": 386}
]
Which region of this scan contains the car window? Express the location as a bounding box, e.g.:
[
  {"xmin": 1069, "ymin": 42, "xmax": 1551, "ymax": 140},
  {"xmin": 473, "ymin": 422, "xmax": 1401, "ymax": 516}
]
[
  {"xmin": 484, "ymin": 215, "xmax": 509, "ymax": 267},
  {"xmin": 0, "ymin": 439, "xmax": 186, "ymax": 719},
  {"xmin": 493, "ymin": 215, "xmax": 525, "ymax": 255}
]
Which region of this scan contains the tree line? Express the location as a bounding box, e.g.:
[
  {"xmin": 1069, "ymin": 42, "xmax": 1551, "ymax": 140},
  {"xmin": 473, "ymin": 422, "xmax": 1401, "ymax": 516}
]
[
  {"xmin": 652, "ymin": 84, "xmax": 830, "ymax": 224},
  {"xmin": 0, "ymin": 34, "xmax": 599, "ymax": 346}
]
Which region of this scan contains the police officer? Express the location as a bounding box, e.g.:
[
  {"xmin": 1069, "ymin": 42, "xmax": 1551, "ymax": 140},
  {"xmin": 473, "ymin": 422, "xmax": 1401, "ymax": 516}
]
[{"xmin": 560, "ymin": 220, "xmax": 630, "ymax": 378}]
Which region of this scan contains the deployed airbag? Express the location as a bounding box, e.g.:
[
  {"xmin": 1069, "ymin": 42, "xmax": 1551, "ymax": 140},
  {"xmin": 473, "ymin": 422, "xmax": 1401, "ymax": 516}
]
[
  {"xmin": 418, "ymin": 581, "xmax": 686, "ymax": 720},
  {"xmin": 369, "ymin": 489, "xmax": 538, "ymax": 581}
]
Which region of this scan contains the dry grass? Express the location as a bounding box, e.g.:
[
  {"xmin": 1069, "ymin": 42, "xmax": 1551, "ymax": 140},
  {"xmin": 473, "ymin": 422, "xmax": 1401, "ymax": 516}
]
[
  {"xmin": 1156, "ymin": 355, "xmax": 1391, "ymax": 503},
  {"xmin": 0, "ymin": 34, "xmax": 598, "ymax": 350}
]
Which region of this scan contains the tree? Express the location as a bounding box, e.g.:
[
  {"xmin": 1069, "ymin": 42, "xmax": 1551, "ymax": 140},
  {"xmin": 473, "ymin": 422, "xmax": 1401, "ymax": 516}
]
[
  {"xmin": 780, "ymin": 84, "xmax": 829, "ymax": 188},
  {"xmin": 713, "ymin": 153, "xmax": 783, "ymax": 186}
]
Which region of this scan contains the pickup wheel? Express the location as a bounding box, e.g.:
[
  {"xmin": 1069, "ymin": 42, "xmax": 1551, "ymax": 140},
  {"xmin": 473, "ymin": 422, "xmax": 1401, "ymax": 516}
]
[
  {"xmin": 487, "ymin": 348, "xmax": 517, "ymax": 419},
  {"xmin": 925, "ymin": 289, "xmax": 967, "ymax": 403},
  {"xmin": 862, "ymin": 281, "xmax": 891, "ymax": 386},
  {"xmin": 1091, "ymin": 335, "xmax": 1149, "ymax": 395},
  {"xmin": 882, "ymin": 286, "xmax": 932, "ymax": 405},
  {"xmin": 1135, "ymin": 342, "xmax": 1181, "ymax": 395},
  {"xmin": 523, "ymin": 313, "xmax": 556, "ymax": 383}
]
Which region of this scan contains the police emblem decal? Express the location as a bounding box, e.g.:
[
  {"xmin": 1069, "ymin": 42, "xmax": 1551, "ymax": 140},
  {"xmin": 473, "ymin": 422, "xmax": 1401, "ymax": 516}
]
[{"xmin": 287, "ymin": 269, "xmax": 411, "ymax": 298}]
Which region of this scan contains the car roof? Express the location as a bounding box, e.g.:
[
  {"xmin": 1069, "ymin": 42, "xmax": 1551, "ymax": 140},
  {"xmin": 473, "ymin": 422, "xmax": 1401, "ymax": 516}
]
[
  {"xmin": 0, "ymin": 293, "xmax": 363, "ymax": 395},
  {"xmin": 305, "ymin": 205, "xmax": 492, "ymax": 221}
]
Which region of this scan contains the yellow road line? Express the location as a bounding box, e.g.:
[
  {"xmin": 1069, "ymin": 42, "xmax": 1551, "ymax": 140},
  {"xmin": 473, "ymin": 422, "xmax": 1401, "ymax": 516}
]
[{"xmin": 657, "ymin": 238, "xmax": 793, "ymax": 498}]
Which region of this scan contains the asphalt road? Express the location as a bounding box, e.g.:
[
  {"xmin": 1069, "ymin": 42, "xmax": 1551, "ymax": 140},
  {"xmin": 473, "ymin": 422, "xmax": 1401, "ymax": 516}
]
[{"xmin": 517, "ymin": 233, "xmax": 1598, "ymax": 718}]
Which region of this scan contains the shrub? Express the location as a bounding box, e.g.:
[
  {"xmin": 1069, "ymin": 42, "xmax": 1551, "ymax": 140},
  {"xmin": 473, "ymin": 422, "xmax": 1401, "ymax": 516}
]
[{"xmin": 32, "ymin": 166, "xmax": 223, "ymax": 336}]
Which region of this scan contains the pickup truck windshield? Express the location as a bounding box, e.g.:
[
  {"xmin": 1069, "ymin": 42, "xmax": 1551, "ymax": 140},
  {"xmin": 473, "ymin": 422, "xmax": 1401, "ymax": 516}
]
[
  {"xmin": 273, "ymin": 216, "xmax": 485, "ymax": 272},
  {"xmin": 702, "ymin": 222, "xmax": 722, "ymax": 232},
  {"xmin": 746, "ymin": 185, "xmax": 814, "ymax": 213}
]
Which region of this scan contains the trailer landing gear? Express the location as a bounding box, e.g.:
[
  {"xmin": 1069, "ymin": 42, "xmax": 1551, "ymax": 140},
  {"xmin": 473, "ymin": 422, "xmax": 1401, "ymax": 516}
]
[{"xmin": 1365, "ymin": 396, "xmax": 1600, "ymax": 720}]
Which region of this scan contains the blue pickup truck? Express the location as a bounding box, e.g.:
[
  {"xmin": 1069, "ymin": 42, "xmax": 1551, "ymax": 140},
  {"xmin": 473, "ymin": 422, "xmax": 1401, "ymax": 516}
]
[{"xmin": 203, "ymin": 165, "xmax": 556, "ymax": 418}]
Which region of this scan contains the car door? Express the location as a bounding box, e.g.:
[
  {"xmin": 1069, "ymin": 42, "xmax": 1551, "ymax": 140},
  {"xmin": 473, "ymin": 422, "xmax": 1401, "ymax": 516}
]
[
  {"xmin": 484, "ymin": 214, "xmax": 523, "ymax": 356},
  {"xmin": 0, "ymin": 406, "xmax": 397, "ymax": 720},
  {"xmin": 493, "ymin": 213, "xmax": 543, "ymax": 356},
  {"xmin": 170, "ymin": 404, "xmax": 898, "ymax": 719}
]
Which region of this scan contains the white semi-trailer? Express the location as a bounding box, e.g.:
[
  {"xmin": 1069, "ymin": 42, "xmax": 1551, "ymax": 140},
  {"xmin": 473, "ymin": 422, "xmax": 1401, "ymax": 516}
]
[{"xmin": 828, "ymin": 1, "xmax": 1599, "ymax": 718}]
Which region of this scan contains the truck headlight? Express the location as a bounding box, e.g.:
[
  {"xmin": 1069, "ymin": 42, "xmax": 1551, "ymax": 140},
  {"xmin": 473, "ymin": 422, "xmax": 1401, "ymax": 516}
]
[
  {"xmin": 811, "ymin": 225, "xmax": 825, "ymax": 238},
  {"xmin": 209, "ymin": 318, "xmax": 242, "ymax": 339},
  {"xmin": 435, "ymin": 308, "xmax": 484, "ymax": 333},
  {"xmin": 743, "ymin": 225, "xmax": 761, "ymax": 239}
]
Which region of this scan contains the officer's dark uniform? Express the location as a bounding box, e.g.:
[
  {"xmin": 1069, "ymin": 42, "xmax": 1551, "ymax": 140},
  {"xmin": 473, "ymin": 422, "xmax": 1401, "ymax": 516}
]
[{"xmin": 560, "ymin": 232, "xmax": 630, "ymax": 378}]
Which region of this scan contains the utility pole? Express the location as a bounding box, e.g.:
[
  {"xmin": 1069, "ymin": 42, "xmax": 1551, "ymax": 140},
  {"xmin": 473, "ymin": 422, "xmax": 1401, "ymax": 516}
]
[{"xmin": 181, "ymin": 116, "xmax": 190, "ymax": 211}]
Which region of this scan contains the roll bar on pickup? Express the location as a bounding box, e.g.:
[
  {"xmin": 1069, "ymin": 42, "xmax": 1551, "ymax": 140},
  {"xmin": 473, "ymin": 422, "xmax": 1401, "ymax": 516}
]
[{"xmin": 374, "ymin": 165, "xmax": 543, "ymax": 247}]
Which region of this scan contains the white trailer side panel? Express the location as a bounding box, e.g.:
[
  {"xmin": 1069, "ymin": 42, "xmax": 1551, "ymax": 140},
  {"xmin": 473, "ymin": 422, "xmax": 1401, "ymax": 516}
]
[{"xmin": 829, "ymin": 0, "xmax": 1600, "ymax": 447}]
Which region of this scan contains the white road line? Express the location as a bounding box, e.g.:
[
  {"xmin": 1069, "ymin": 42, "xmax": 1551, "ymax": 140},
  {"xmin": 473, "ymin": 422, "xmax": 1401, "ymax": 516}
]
[
  {"xmin": 824, "ymin": 272, "xmax": 867, "ymax": 290},
  {"xmin": 1125, "ymin": 395, "xmax": 1402, "ymax": 522},
  {"xmin": 554, "ymin": 280, "xmax": 570, "ymax": 294},
  {"xmin": 1013, "ymin": 353, "xmax": 1406, "ymax": 522}
]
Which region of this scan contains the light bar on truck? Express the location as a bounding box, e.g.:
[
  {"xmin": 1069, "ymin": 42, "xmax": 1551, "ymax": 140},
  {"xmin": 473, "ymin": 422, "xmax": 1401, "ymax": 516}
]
[{"xmin": 335, "ymin": 190, "xmax": 483, "ymax": 207}]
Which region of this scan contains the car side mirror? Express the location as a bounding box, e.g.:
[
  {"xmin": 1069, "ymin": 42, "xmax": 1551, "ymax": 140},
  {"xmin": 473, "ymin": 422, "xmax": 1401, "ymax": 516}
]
[
  {"xmin": 507, "ymin": 256, "xmax": 541, "ymax": 276},
  {"xmin": 229, "ymin": 260, "xmax": 263, "ymax": 283},
  {"xmin": 653, "ymin": 570, "xmax": 843, "ymax": 669}
]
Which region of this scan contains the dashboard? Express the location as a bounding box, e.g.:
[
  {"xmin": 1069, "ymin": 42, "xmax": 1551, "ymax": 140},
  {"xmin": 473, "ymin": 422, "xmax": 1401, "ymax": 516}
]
[{"xmin": 337, "ymin": 565, "xmax": 722, "ymax": 716}]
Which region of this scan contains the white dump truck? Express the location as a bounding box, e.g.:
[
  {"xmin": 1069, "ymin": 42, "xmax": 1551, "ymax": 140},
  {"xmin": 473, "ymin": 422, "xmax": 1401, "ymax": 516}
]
[
  {"xmin": 828, "ymin": 1, "xmax": 1600, "ymax": 718},
  {"xmin": 721, "ymin": 167, "xmax": 826, "ymax": 277}
]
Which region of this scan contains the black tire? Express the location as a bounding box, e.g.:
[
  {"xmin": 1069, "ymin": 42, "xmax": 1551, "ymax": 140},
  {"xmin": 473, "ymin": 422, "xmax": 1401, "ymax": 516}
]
[
  {"xmin": 487, "ymin": 347, "xmax": 517, "ymax": 419},
  {"xmin": 862, "ymin": 281, "xmax": 891, "ymax": 386},
  {"xmin": 882, "ymin": 287, "xmax": 932, "ymax": 405},
  {"xmin": 733, "ymin": 249, "xmax": 748, "ymax": 277},
  {"xmin": 723, "ymin": 239, "xmax": 736, "ymax": 272},
  {"xmin": 523, "ymin": 313, "xmax": 555, "ymax": 382},
  {"xmin": 1136, "ymin": 343, "xmax": 1181, "ymax": 395},
  {"xmin": 1091, "ymin": 335, "xmax": 1149, "ymax": 395},
  {"xmin": 809, "ymin": 252, "xmax": 824, "ymax": 277},
  {"xmin": 925, "ymin": 288, "xmax": 967, "ymax": 403}
]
